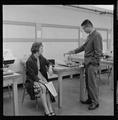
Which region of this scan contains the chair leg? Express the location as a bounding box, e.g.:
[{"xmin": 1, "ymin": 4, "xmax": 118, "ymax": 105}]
[
  {"xmin": 35, "ymin": 98, "xmax": 39, "ymax": 110},
  {"xmin": 98, "ymin": 71, "xmax": 101, "ymax": 81},
  {"xmin": 97, "ymin": 70, "xmax": 101, "ymax": 96},
  {"xmin": 22, "ymin": 87, "xmax": 26, "ymax": 104},
  {"xmin": 8, "ymin": 84, "xmax": 12, "ymax": 101},
  {"xmin": 107, "ymin": 67, "xmax": 112, "ymax": 85}
]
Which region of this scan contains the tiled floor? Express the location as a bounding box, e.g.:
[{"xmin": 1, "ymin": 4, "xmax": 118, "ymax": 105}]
[{"xmin": 3, "ymin": 74, "xmax": 114, "ymax": 116}]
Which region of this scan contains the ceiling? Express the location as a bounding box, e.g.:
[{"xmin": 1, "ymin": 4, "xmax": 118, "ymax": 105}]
[
  {"xmin": 3, "ymin": 5, "xmax": 114, "ymax": 15},
  {"xmin": 68, "ymin": 5, "xmax": 113, "ymax": 14},
  {"xmin": 93, "ymin": 5, "xmax": 113, "ymax": 11}
]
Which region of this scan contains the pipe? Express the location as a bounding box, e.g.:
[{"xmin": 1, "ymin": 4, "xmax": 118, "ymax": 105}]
[{"xmin": 63, "ymin": 5, "xmax": 113, "ymax": 15}]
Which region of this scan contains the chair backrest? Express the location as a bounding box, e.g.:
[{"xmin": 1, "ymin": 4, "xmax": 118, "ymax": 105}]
[
  {"xmin": 98, "ymin": 64, "xmax": 101, "ymax": 74},
  {"xmin": 20, "ymin": 54, "xmax": 30, "ymax": 85},
  {"xmin": 22, "ymin": 63, "xmax": 26, "ymax": 85}
]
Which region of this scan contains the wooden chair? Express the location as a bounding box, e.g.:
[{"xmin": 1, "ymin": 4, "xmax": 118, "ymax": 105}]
[
  {"xmin": 98, "ymin": 65, "xmax": 112, "ymax": 85},
  {"xmin": 21, "ymin": 59, "xmax": 40, "ymax": 110}
]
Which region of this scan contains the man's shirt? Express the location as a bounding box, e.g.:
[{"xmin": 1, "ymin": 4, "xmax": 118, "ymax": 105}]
[{"xmin": 74, "ymin": 30, "xmax": 103, "ymax": 65}]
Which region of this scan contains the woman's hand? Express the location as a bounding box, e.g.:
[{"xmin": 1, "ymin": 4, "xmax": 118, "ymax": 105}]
[
  {"xmin": 39, "ymin": 80, "xmax": 47, "ymax": 85},
  {"xmin": 39, "ymin": 78, "xmax": 48, "ymax": 84},
  {"xmin": 48, "ymin": 65, "xmax": 53, "ymax": 76},
  {"xmin": 43, "ymin": 78, "xmax": 48, "ymax": 84}
]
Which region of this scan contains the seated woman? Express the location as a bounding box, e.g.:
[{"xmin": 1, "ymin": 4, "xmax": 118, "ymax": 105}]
[{"xmin": 25, "ymin": 42, "xmax": 56, "ymax": 116}]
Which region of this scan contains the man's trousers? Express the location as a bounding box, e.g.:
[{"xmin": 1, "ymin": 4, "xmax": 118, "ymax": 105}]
[{"xmin": 85, "ymin": 64, "xmax": 99, "ymax": 104}]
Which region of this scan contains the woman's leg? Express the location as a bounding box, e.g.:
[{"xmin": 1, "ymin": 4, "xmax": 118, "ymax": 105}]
[
  {"xmin": 39, "ymin": 84, "xmax": 50, "ymax": 115},
  {"xmin": 46, "ymin": 92, "xmax": 54, "ymax": 114}
]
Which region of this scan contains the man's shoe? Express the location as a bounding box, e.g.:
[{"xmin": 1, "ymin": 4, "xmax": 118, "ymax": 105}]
[
  {"xmin": 88, "ymin": 103, "xmax": 99, "ymax": 110},
  {"xmin": 80, "ymin": 99, "xmax": 92, "ymax": 104}
]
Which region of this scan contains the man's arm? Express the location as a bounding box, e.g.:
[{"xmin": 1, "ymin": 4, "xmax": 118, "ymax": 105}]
[
  {"xmin": 67, "ymin": 42, "xmax": 86, "ymax": 54},
  {"xmin": 74, "ymin": 42, "xmax": 86, "ymax": 54},
  {"xmin": 93, "ymin": 34, "xmax": 103, "ymax": 58}
]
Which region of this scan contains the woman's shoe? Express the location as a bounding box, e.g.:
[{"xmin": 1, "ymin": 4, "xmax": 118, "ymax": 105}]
[
  {"xmin": 44, "ymin": 113, "xmax": 51, "ymax": 116},
  {"xmin": 50, "ymin": 112, "xmax": 56, "ymax": 116}
]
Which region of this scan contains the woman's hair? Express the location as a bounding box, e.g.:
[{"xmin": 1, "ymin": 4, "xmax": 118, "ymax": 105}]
[
  {"xmin": 31, "ymin": 42, "xmax": 43, "ymax": 54},
  {"xmin": 81, "ymin": 19, "xmax": 93, "ymax": 27}
]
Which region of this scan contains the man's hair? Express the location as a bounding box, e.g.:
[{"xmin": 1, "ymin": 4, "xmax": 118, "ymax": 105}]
[
  {"xmin": 81, "ymin": 19, "xmax": 93, "ymax": 27},
  {"xmin": 31, "ymin": 42, "xmax": 43, "ymax": 54}
]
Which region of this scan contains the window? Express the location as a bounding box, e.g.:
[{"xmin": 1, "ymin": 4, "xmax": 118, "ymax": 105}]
[
  {"xmin": 3, "ymin": 21, "xmax": 36, "ymax": 42},
  {"xmin": 37, "ymin": 24, "xmax": 80, "ymax": 43}
]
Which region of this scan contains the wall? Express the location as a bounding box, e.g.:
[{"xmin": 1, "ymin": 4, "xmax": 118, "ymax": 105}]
[
  {"xmin": 3, "ymin": 5, "xmax": 113, "ymax": 72},
  {"xmin": 3, "ymin": 5, "xmax": 113, "ymax": 27}
]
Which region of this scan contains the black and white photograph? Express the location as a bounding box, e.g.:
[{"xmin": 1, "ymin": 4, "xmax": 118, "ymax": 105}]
[
  {"xmin": 116, "ymin": 0, "xmax": 118, "ymax": 115},
  {"xmin": 3, "ymin": 5, "xmax": 115, "ymax": 116}
]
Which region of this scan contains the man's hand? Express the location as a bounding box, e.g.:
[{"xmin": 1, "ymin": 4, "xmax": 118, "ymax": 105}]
[{"xmin": 66, "ymin": 50, "xmax": 75, "ymax": 55}]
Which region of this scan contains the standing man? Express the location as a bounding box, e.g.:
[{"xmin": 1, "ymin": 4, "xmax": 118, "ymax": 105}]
[{"xmin": 67, "ymin": 19, "xmax": 103, "ymax": 110}]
